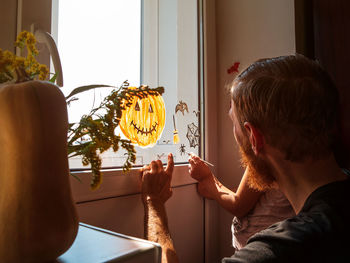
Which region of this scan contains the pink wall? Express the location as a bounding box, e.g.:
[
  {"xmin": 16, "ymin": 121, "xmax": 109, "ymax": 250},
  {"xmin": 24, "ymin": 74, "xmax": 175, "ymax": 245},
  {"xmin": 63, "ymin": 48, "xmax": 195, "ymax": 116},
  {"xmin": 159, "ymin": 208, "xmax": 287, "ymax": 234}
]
[
  {"xmin": 214, "ymin": 0, "xmax": 296, "ymax": 258},
  {"xmin": 0, "ymin": 0, "xmax": 17, "ymax": 52}
]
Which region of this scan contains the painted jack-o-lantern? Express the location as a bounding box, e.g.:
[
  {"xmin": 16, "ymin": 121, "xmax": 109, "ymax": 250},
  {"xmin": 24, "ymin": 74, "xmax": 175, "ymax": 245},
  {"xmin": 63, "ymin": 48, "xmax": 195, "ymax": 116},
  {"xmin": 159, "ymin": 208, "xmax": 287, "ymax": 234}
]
[{"xmin": 120, "ymin": 90, "xmax": 166, "ymax": 147}]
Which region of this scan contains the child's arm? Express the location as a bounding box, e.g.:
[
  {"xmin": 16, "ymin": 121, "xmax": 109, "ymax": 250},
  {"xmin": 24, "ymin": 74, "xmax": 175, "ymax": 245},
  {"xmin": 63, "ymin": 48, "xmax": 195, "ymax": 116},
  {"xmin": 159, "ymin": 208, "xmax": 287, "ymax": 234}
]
[{"xmin": 189, "ymin": 155, "xmax": 262, "ymax": 218}]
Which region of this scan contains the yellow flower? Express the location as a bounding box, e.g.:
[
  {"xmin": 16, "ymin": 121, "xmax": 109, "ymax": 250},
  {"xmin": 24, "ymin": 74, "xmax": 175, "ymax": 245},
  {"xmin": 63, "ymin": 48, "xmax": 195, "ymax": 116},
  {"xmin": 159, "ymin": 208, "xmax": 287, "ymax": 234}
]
[
  {"xmin": 0, "ymin": 48, "xmax": 4, "ymax": 68},
  {"xmin": 15, "ymin": 31, "xmax": 28, "ymax": 49},
  {"xmin": 25, "ymin": 33, "xmax": 36, "ymax": 46},
  {"xmin": 1, "ymin": 30, "xmax": 50, "ymax": 83},
  {"xmin": 13, "ymin": 57, "xmax": 25, "ymax": 69},
  {"xmin": 15, "ymin": 31, "xmax": 28, "ymax": 47},
  {"xmin": 17, "ymin": 31, "xmax": 28, "ymax": 40},
  {"xmin": 0, "ymin": 51, "xmax": 15, "ymax": 74},
  {"xmin": 25, "ymin": 53, "xmax": 36, "ymax": 68},
  {"xmin": 3, "ymin": 50, "xmax": 14, "ymax": 64},
  {"xmin": 30, "ymin": 62, "xmax": 40, "ymax": 74},
  {"xmin": 26, "ymin": 34, "xmax": 38, "ymax": 55},
  {"xmin": 38, "ymin": 64, "xmax": 49, "ymax": 80},
  {"xmin": 15, "ymin": 31, "xmax": 38, "ymax": 55}
]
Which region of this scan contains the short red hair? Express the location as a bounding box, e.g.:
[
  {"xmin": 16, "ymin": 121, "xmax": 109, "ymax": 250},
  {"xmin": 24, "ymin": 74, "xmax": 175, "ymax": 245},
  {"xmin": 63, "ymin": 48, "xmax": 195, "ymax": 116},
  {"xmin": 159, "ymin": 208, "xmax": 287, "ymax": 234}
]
[{"xmin": 231, "ymin": 54, "xmax": 339, "ymax": 162}]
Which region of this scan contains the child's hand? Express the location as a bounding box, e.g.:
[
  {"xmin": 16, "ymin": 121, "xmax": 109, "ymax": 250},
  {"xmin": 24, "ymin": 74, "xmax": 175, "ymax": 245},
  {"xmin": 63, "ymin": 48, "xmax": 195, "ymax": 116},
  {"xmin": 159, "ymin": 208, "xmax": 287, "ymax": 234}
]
[
  {"xmin": 188, "ymin": 154, "xmax": 220, "ymax": 200},
  {"xmin": 188, "ymin": 154, "xmax": 212, "ymax": 181}
]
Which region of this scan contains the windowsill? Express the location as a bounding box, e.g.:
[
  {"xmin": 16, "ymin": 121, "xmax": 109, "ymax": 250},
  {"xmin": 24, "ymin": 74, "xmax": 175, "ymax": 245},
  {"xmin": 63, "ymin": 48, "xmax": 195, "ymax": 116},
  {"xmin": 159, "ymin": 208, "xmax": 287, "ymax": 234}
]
[{"xmin": 70, "ymin": 164, "xmax": 196, "ymax": 203}]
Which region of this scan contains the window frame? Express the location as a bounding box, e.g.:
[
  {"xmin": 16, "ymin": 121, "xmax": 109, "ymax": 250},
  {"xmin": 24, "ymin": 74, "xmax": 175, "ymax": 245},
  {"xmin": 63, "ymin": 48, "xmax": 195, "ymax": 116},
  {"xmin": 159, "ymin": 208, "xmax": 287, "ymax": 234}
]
[
  {"xmin": 70, "ymin": 165, "xmax": 196, "ymax": 203},
  {"xmin": 20, "ymin": 0, "xmax": 204, "ymax": 200},
  {"xmin": 70, "ymin": 0, "xmax": 203, "ymax": 201}
]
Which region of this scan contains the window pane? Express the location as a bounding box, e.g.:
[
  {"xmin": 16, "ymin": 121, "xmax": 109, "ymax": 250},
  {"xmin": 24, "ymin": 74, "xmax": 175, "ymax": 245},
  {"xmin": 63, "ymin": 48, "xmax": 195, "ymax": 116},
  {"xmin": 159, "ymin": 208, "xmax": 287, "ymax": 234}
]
[
  {"xmin": 56, "ymin": 0, "xmax": 141, "ymax": 123},
  {"xmin": 53, "ymin": 0, "xmax": 199, "ymax": 169}
]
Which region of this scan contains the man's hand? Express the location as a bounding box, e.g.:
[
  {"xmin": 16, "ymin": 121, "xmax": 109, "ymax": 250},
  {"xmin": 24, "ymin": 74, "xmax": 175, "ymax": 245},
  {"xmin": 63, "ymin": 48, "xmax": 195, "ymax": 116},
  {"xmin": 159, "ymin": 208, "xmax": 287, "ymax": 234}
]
[
  {"xmin": 188, "ymin": 154, "xmax": 221, "ymax": 200},
  {"xmin": 140, "ymin": 153, "xmax": 174, "ymax": 204},
  {"xmin": 140, "ymin": 153, "xmax": 179, "ymax": 263}
]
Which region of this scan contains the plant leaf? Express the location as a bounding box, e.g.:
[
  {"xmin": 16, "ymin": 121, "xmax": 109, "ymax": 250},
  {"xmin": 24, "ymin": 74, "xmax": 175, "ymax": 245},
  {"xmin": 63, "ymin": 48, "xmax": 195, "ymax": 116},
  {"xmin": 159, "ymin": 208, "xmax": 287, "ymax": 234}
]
[
  {"xmin": 70, "ymin": 172, "xmax": 82, "ymax": 183},
  {"xmin": 66, "ymin": 97, "xmax": 79, "ymax": 106},
  {"xmin": 66, "ymin": 84, "xmax": 115, "ymax": 100},
  {"xmin": 49, "ymin": 73, "xmax": 58, "ymax": 83},
  {"xmin": 67, "ymin": 142, "xmax": 92, "ymax": 155}
]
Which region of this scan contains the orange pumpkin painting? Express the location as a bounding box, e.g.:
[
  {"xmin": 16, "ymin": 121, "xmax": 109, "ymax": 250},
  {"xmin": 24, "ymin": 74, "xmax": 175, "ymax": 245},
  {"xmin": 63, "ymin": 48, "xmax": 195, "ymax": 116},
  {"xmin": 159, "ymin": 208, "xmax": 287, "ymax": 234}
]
[{"xmin": 119, "ymin": 91, "xmax": 166, "ymax": 147}]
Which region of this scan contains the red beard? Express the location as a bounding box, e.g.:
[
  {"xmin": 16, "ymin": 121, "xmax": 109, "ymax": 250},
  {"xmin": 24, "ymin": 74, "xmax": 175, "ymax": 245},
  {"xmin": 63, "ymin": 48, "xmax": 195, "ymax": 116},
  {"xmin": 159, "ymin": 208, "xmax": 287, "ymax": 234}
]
[{"xmin": 238, "ymin": 135, "xmax": 275, "ymax": 191}]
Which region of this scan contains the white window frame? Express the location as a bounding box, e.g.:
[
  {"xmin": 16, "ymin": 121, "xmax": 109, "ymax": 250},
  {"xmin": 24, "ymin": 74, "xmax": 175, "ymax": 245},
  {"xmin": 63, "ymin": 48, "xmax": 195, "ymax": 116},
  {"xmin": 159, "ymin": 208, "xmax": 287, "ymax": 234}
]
[
  {"xmin": 19, "ymin": 0, "xmax": 204, "ymax": 202},
  {"xmin": 70, "ymin": 0, "xmax": 202, "ymax": 203}
]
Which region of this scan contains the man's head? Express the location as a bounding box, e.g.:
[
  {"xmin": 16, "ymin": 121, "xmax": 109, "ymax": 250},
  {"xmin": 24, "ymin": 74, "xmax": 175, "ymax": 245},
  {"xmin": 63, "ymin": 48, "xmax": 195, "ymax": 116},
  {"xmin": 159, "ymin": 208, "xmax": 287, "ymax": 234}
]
[{"xmin": 230, "ymin": 54, "xmax": 339, "ymax": 190}]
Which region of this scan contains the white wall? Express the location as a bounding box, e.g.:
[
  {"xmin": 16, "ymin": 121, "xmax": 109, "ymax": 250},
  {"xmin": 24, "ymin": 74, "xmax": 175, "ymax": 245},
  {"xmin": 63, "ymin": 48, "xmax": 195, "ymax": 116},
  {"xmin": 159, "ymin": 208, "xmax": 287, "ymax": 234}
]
[{"xmin": 214, "ymin": 0, "xmax": 296, "ymax": 258}]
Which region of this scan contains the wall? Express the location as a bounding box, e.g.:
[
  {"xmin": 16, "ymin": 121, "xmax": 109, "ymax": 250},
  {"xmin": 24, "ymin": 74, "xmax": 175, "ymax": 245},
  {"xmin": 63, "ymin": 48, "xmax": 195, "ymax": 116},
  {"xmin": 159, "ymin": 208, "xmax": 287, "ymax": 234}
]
[
  {"xmin": 76, "ymin": 184, "xmax": 204, "ymax": 263},
  {"xmin": 0, "ymin": 0, "xmax": 17, "ymax": 52},
  {"xmin": 215, "ymin": 0, "xmax": 296, "ymax": 258},
  {"xmin": 312, "ymin": 0, "xmax": 350, "ymax": 168},
  {"xmin": 0, "ymin": 0, "xmax": 52, "ymax": 65}
]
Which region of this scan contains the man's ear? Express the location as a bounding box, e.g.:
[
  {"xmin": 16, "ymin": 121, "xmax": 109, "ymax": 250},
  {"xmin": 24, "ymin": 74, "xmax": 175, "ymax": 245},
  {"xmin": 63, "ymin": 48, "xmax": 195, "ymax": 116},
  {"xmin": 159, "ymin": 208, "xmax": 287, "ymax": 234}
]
[{"xmin": 243, "ymin": 122, "xmax": 264, "ymax": 155}]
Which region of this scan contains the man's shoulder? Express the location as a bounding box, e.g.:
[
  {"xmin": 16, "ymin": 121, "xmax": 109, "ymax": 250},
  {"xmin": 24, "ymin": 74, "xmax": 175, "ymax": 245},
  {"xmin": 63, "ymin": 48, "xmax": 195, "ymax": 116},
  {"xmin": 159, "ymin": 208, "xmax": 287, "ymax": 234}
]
[
  {"xmin": 304, "ymin": 176, "xmax": 350, "ymax": 208},
  {"xmin": 256, "ymin": 182, "xmax": 350, "ymax": 250},
  {"xmin": 224, "ymin": 215, "xmax": 349, "ymax": 263},
  {"xmin": 301, "ymin": 177, "xmax": 350, "ymax": 226},
  {"xmin": 223, "ymin": 180, "xmax": 350, "ymax": 263}
]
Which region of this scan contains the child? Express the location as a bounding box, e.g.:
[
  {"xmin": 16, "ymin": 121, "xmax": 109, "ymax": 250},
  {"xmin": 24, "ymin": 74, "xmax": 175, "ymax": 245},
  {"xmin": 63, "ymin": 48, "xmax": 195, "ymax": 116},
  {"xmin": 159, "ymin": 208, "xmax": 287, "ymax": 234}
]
[{"xmin": 188, "ymin": 154, "xmax": 295, "ymax": 249}]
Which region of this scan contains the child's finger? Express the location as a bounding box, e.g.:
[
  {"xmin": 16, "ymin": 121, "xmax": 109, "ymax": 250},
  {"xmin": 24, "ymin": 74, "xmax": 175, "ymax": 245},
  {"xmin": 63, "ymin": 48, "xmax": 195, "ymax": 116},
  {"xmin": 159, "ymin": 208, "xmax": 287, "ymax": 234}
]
[
  {"xmin": 192, "ymin": 155, "xmax": 201, "ymax": 162},
  {"xmin": 188, "ymin": 158, "xmax": 196, "ymax": 166}
]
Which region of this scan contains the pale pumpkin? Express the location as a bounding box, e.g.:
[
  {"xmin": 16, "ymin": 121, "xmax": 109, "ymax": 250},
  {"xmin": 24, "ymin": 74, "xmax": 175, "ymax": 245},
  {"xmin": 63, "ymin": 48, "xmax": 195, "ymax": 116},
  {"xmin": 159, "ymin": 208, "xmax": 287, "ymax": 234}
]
[
  {"xmin": 0, "ymin": 81, "xmax": 79, "ymax": 262},
  {"xmin": 119, "ymin": 91, "xmax": 166, "ymax": 147}
]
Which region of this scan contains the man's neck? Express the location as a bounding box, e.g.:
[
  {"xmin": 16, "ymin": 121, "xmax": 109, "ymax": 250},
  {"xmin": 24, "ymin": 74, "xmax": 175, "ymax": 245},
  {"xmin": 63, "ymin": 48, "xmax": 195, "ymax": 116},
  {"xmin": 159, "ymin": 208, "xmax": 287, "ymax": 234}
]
[{"xmin": 270, "ymin": 154, "xmax": 347, "ymax": 214}]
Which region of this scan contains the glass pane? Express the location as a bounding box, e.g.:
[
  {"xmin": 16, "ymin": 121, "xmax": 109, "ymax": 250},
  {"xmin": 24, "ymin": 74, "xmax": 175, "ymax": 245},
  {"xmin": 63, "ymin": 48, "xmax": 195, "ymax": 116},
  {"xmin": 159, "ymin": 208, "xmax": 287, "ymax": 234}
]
[
  {"xmin": 138, "ymin": 0, "xmax": 200, "ymax": 165},
  {"xmin": 55, "ymin": 0, "xmax": 141, "ymax": 124},
  {"xmin": 53, "ymin": 0, "xmax": 199, "ymax": 169}
]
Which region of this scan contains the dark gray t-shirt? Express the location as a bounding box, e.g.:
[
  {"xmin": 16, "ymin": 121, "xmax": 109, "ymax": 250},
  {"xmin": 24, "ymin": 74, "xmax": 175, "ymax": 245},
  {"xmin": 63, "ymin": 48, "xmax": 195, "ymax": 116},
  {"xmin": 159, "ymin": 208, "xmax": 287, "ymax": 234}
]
[{"xmin": 223, "ymin": 177, "xmax": 350, "ymax": 263}]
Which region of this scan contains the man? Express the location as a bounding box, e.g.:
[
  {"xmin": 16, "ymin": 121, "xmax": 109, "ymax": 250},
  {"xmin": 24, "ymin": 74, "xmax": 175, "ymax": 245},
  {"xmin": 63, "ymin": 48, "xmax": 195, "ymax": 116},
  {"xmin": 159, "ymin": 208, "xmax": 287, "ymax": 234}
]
[{"xmin": 140, "ymin": 54, "xmax": 350, "ymax": 263}]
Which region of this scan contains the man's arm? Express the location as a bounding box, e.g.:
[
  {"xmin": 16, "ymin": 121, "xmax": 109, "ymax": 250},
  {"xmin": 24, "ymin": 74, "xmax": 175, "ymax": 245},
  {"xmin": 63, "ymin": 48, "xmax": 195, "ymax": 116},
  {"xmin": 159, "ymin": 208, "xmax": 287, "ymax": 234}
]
[
  {"xmin": 189, "ymin": 155, "xmax": 262, "ymax": 218},
  {"xmin": 144, "ymin": 199, "xmax": 178, "ymax": 262},
  {"xmin": 140, "ymin": 154, "xmax": 179, "ymax": 263}
]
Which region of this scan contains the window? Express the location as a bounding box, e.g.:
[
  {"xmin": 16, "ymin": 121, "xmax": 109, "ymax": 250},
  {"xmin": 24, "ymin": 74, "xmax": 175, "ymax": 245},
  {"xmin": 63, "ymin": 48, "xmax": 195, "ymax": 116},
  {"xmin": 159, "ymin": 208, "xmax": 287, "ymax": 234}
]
[
  {"xmin": 19, "ymin": 0, "xmax": 202, "ymax": 199},
  {"xmin": 51, "ymin": 0, "xmax": 200, "ymax": 171}
]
